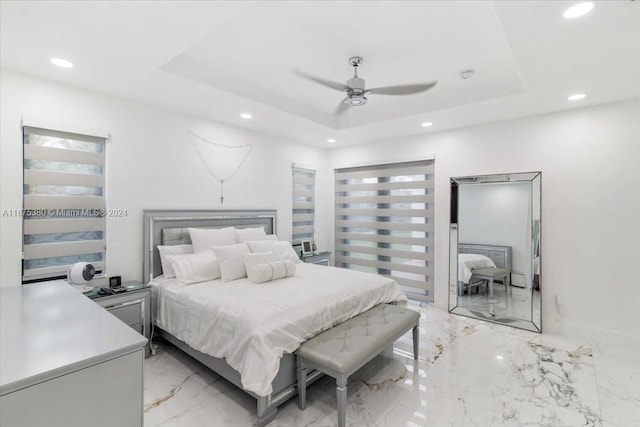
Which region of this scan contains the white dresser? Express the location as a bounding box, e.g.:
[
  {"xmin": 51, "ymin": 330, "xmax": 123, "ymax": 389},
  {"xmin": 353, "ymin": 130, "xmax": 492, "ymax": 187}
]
[{"xmin": 0, "ymin": 280, "xmax": 148, "ymax": 427}]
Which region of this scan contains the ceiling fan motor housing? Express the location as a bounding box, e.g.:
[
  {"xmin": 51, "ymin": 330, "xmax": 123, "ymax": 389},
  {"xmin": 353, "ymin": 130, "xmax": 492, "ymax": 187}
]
[{"xmin": 347, "ymin": 76, "xmax": 365, "ymax": 92}]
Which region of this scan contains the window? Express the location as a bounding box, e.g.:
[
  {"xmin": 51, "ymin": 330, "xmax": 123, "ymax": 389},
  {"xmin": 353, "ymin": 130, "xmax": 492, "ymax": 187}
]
[
  {"xmin": 22, "ymin": 126, "xmax": 107, "ymax": 283},
  {"xmin": 292, "ymin": 166, "xmax": 316, "ymax": 245},
  {"xmin": 335, "ymin": 160, "xmax": 435, "ymax": 300}
]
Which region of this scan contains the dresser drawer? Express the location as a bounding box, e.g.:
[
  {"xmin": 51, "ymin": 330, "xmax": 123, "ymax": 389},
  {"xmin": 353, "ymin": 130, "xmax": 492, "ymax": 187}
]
[
  {"xmin": 106, "ymin": 302, "xmax": 141, "ymax": 326},
  {"xmin": 89, "ymin": 285, "xmax": 151, "ymax": 353}
]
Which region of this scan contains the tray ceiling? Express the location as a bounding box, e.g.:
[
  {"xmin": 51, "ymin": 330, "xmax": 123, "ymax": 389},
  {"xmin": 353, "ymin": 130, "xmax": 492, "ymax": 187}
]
[{"xmin": 1, "ymin": 1, "xmax": 638, "ymax": 146}]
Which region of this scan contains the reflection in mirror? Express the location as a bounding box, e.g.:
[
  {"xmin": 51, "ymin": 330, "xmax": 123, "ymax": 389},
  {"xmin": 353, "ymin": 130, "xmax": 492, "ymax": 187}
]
[{"xmin": 449, "ymin": 172, "xmax": 541, "ymax": 332}]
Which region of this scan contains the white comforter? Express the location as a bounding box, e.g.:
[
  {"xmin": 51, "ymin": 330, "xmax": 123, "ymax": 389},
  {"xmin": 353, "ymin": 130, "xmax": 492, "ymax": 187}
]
[
  {"xmin": 458, "ymin": 253, "xmax": 496, "ymax": 284},
  {"xmin": 152, "ymin": 263, "xmax": 407, "ymax": 396}
]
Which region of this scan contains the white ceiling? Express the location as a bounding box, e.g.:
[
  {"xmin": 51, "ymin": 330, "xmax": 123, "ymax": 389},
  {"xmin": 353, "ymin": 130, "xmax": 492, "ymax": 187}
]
[{"xmin": 1, "ymin": 1, "xmax": 639, "ymax": 148}]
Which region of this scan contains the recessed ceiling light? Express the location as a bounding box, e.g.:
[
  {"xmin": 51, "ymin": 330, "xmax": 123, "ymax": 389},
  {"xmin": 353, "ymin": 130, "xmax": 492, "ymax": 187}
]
[
  {"xmin": 496, "ymin": 355, "xmax": 504, "ymax": 360},
  {"xmin": 563, "ymin": 2, "xmax": 594, "ymax": 19},
  {"xmin": 421, "ymin": 122, "xmax": 433, "ymax": 128},
  {"xmin": 327, "ymin": 139, "xmax": 336, "ymax": 144},
  {"xmin": 568, "ymin": 93, "xmax": 586, "ymax": 101},
  {"xmin": 50, "ymin": 57, "xmax": 73, "ymax": 68},
  {"xmin": 240, "ymin": 113, "xmax": 252, "ymax": 119}
]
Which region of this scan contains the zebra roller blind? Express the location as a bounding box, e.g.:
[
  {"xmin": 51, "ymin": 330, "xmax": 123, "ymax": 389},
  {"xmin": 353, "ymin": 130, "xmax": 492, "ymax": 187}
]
[
  {"xmin": 22, "ymin": 126, "xmax": 106, "ymax": 282},
  {"xmin": 335, "ymin": 160, "xmax": 435, "ymax": 299},
  {"xmin": 292, "ymin": 166, "xmax": 316, "ymax": 245}
]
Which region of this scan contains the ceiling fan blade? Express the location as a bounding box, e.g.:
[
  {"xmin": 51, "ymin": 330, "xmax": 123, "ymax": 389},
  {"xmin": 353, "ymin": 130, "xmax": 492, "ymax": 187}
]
[
  {"xmin": 335, "ymin": 100, "xmax": 350, "ymax": 115},
  {"xmin": 366, "ymin": 81, "xmax": 437, "ymax": 96},
  {"xmin": 293, "ymin": 68, "xmax": 349, "ymax": 92}
]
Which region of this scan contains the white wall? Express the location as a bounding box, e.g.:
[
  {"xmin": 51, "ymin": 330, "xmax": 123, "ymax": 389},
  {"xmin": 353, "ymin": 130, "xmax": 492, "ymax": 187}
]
[
  {"xmin": 328, "ymin": 98, "xmax": 640, "ymax": 342},
  {"xmin": 3, "ymin": 69, "xmax": 639, "ymax": 344},
  {"xmin": 0, "ymin": 70, "xmax": 328, "ymax": 286},
  {"xmin": 459, "ymin": 182, "xmax": 532, "ymax": 286}
]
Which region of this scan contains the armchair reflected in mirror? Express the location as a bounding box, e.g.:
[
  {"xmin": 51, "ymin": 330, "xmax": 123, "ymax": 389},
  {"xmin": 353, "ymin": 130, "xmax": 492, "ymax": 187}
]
[{"xmin": 449, "ymin": 172, "xmax": 541, "ymax": 332}]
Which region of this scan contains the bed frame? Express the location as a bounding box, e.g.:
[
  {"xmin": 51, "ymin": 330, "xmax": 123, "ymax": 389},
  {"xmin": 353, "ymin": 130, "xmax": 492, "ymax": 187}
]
[{"xmin": 142, "ymin": 210, "xmax": 323, "ymax": 426}]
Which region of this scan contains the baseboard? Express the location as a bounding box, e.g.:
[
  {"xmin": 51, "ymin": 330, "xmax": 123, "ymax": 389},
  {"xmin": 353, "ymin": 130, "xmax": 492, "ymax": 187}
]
[{"xmin": 544, "ymin": 317, "xmax": 640, "ymax": 351}]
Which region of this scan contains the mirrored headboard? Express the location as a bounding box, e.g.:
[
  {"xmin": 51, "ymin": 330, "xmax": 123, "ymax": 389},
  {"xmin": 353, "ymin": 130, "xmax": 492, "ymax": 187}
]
[{"xmin": 142, "ymin": 209, "xmax": 277, "ymax": 282}]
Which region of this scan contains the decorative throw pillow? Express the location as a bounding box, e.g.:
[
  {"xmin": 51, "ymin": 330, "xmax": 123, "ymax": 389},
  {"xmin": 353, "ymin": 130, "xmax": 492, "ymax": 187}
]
[
  {"xmin": 246, "ymin": 240, "xmax": 275, "ymax": 254},
  {"xmin": 166, "ymin": 249, "xmax": 220, "ymax": 286},
  {"xmin": 235, "ymin": 226, "xmax": 268, "ymax": 243},
  {"xmin": 246, "ymin": 240, "xmax": 301, "ymax": 264},
  {"xmin": 157, "ymin": 244, "xmax": 193, "ymax": 278},
  {"xmin": 188, "ymin": 227, "xmax": 236, "ymax": 252},
  {"xmin": 212, "ymin": 243, "xmax": 251, "ymax": 282},
  {"xmin": 273, "ymin": 241, "xmax": 302, "ymax": 264},
  {"xmin": 243, "ymin": 251, "xmax": 278, "ymax": 273},
  {"xmin": 247, "ymin": 260, "xmax": 296, "ymax": 284}
]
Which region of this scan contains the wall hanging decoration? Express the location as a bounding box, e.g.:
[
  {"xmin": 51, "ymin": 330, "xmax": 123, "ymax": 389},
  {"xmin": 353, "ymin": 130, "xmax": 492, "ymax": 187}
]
[{"xmin": 188, "ymin": 131, "xmax": 253, "ymax": 204}]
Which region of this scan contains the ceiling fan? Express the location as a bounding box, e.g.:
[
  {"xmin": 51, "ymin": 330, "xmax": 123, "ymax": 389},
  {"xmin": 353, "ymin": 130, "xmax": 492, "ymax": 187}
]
[{"xmin": 294, "ymin": 56, "xmax": 437, "ymax": 114}]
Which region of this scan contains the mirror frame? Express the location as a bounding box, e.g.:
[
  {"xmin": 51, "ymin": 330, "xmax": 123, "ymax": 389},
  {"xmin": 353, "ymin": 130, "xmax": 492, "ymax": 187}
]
[{"xmin": 448, "ymin": 172, "xmax": 542, "ymax": 333}]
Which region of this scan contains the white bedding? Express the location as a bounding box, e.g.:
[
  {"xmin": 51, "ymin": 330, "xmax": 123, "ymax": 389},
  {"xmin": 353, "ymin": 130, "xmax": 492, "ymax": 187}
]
[
  {"xmin": 458, "ymin": 253, "xmax": 496, "ymax": 284},
  {"xmin": 151, "ymin": 263, "xmax": 407, "ymax": 396}
]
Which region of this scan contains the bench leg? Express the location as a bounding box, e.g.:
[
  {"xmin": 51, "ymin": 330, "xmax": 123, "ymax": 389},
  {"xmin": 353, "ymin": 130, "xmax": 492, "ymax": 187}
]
[
  {"xmin": 412, "ymin": 324, "xmax": 419, "ymax": 360},
  {"xmin": 336, "ymin": 375, "xmax": 347, "ymax": 427},
  {"xmin": 296, "ymin": 356, "xmax": 307, "ymax": 410}
]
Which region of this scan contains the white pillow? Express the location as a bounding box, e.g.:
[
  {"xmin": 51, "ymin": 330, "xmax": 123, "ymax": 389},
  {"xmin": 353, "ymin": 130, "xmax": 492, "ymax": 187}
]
[
  {"xmin": 189, "ymin": 227, "xmax": 236, "ymax": 252},
  {"xmin": 166, "ymin": 249, "xmax": 220, "ymax": 286},
  {"xmin": 212, "ymin": 243, "xmax": 251, "ymax": 282},
  {"xmin": 265, "ymin": 234, "xmax": 278, "ymax": 241},
  {"xmin": 247, "ymin": 260, "xmax": 296, "ymax": 284},
  {"xmin": 274, "ymin": 241, "xmax": 302, "ymax": 263},
  {"xmin": 243, "ymin": 251, "xmax": 277, "ymax": 272},
  {"xmin": 157, "ymin": 244, "xmax": 192, "ymax": 278},
  {"xmin": 246, "ymin": 240, "xmax": 301, "ymax": 263},
  {"xmin": 235, "ymin": 226, "xmax": 267, "ymax": 243},
  {"xmin": 246, "ymin": 240, "xmax": 275, "ymax": 254}
]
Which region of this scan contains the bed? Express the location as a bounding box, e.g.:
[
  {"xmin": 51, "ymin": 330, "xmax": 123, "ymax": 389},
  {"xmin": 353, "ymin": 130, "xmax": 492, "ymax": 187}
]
[
  {"xmin": 143, "ymin": 210, "xmax": 407, "ymax": 426},
  {"xmin": 457, "ymin": 243, "xmax": 512, "ymax": 296}
]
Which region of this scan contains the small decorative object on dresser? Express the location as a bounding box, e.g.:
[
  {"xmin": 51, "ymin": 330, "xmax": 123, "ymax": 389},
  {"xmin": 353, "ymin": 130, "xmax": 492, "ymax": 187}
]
[
  {"xmin": 109, "ymin": 275, "xmax": 122, "ymax": 289},
  {"xmin": 67, "ymin": 262, "xmax": 96, "ymax": 285},
  {"xmin": 301, "ymin": 239, "xmax": 313, "ymax": 256},
  {"xmin": 300, "ymin": 251, "xmax": 332, "ymax": 266}
]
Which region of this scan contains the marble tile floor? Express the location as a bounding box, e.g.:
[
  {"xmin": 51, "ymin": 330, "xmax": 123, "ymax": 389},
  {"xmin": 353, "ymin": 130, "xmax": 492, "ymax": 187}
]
[
  {"xmin": 456, "ymin": 286, "xmax": 541, "ymax": 325},
  {"xmin": 144, "ymin": 303, "xmax": 639, "ymax": 427}
]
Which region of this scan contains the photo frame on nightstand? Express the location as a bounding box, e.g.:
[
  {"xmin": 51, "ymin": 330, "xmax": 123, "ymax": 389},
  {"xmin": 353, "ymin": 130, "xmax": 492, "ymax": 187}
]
[{"xmin": 301, "ymin": 239, "xmax": 313, "ymax": 256}]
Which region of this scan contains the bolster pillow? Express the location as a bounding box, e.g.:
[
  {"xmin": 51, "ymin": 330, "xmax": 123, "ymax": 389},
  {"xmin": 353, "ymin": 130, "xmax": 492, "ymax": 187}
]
[{"xmin": 247, "ymin": 260, "xmax": 296, "ymax": 284}]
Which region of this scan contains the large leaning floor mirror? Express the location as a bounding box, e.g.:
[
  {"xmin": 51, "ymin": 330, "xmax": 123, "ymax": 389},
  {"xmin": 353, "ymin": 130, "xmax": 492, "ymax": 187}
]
[{"xmin": 449, "ymin": 172, "xmax": 541, "ymax": 332}]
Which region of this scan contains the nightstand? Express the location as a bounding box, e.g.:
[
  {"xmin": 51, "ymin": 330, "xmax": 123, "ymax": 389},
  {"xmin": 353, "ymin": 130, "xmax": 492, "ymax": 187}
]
[
  {"xmin": 300, "ymin": 251, "xmax": 332, "ymax": 266},
  {"xmin": 85, "ymin": 282, "xmax": 151, "ymax": 352}
]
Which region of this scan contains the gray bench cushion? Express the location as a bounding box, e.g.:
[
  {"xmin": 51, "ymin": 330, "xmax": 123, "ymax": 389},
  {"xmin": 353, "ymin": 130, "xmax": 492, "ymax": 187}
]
[
  {"xmin": 471, "ymin": 267, "xmax": 507, "ymax": 278},
  {"xmin": 297, "ymin": 304, "xmax": 419, "ymax": 375}
]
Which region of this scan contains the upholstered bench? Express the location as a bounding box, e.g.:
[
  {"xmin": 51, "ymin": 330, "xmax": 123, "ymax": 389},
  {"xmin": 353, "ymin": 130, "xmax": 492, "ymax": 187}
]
[
  {"xmin": 470, "ymin": 267, "xmax": 509, "ymax": 298},
  {"xmin": 296, "ymin": 304, "xmax": 420, "ymax": 427}
]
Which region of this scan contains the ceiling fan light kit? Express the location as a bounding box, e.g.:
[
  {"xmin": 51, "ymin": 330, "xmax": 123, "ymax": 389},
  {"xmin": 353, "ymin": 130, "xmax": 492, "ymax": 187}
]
[
  {"xmin": 295, "ymin": 55, "xmax": 438, "ymax": 114},
  {"xmin": 344, "ymin": 95, "xmax": 368, "ymax": 106}
]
